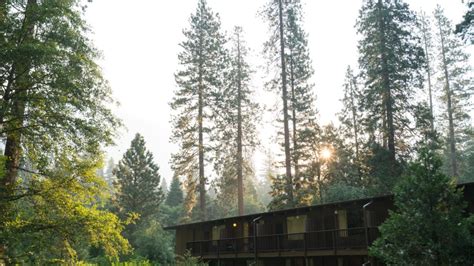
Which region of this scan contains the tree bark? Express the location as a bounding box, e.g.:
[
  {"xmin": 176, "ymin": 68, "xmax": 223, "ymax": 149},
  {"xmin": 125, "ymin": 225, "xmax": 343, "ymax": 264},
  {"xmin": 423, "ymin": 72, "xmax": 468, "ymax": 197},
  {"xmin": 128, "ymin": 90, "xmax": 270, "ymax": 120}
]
[
  {"xmin": 1, "ymin": 0, "xmax": 37, "ymax": 262},
  {"xmin": 278, "ymin": 0, "xmax": 293, "ymax": 206},
  {"xmin": 289, "ymin": 55, "xmax": 299, "ymax": 182},
  {"xmin": 197, "ymin": 16, "xmax": 206, "ymax": 220},
  {"xmin": 2, "ymin": 0, "xmax": 36, "ymax": 191}
]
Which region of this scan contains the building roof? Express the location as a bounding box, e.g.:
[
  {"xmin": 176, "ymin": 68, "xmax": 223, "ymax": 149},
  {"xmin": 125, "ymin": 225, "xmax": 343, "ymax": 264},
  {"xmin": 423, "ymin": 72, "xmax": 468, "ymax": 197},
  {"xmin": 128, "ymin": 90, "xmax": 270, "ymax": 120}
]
[
  {"xmin": 164, "ymin": 181, "xmax": 474, "ymax": 230},
  {"xmin": 164, "ymin": 194, "xmax": 391, "ymax": 230}
]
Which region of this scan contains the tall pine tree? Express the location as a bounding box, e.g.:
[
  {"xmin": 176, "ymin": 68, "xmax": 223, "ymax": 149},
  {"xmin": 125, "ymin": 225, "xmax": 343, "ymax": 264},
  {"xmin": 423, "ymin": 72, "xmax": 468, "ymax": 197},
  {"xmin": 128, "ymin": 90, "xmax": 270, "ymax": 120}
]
[
  {"xmin": 434, "ymin": 6, "xmax": 473, "ymax": 178},
  {"xmin": 263, "ymin": 0, "xmax": 319, "ymax": 209},
  {"xmin": 170, "ymin": 0, "xmax": 227, "ymax": 221},
  {"xmin": 114, "ymin": 133, "xmax": 163, "ymax": 225},
  {"xmin": 166, "ymin": 175, "xmax": 184, "ymax": 207},
  {"xmin": 213, "ymin": 26, "xmax": 260, "ymax": 216},
  {"xmin": 263, "ymin": 0, "xmax": 294, "ymax": 206},
  {"xmin": 285, "ymin": 2, "xmax": 319, "ymax": 206},
  {"xmin": 357, "ymin": 0, "xmax": 424, "ymax": 181},
  {"xmin": 338, "ymin": 66, "xmax": 365, "ymax": 184}
]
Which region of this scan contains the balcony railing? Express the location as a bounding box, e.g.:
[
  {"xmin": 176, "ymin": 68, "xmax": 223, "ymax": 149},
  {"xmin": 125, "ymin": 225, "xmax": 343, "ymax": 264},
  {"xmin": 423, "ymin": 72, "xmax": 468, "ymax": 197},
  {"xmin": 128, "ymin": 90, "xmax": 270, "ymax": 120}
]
[{"xmin": 186, "ymin": 227, "xmax": 380, "ymax": 257}]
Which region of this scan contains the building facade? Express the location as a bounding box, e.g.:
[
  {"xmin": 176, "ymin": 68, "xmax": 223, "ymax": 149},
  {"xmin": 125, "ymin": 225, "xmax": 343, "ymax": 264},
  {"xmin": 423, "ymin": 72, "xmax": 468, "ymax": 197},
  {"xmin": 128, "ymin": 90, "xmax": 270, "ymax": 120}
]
[{"xmin": 166, "ymin": 182, "xmax": 474, "ymax": 266}]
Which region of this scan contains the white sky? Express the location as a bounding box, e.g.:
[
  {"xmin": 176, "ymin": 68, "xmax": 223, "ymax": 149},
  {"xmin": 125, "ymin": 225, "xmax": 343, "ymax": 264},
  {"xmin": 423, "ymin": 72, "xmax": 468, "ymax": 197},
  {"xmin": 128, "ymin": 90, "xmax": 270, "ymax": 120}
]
[{"xmin": 84, "ymin": 0, "xmax": 469, "ymax": 184}]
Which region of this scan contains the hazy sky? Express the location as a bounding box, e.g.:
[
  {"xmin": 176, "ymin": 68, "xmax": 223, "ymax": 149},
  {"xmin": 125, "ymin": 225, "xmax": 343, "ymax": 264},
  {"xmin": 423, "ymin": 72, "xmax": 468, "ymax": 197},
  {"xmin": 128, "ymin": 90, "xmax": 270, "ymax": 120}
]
[{"xmin": 84, "ymin": 0, "xmax": 469, "ymax": 184}]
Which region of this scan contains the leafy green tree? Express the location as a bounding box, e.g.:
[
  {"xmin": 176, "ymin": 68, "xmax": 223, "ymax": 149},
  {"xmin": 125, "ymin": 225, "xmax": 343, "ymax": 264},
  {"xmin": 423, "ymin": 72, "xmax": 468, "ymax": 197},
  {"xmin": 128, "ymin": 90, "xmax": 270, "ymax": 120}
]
[
  {"xmin": 0, "ymin": 0, "xmax": 123, "ymax": 262},
  {"xmin": 170, "ymin": 0, "xmax": 227, "ymax": 221},
  {"xmin": 2, "ymin": 155, "xmax": 130, "ymax": 263},
  {"xmin": 357, "ymin": 0, "xmax": 425, "ymax": 178},
  {"xmin": 132, "ymin": 220, "xmax": 174, "ymax": 264},
  {"xmin": 114, "ymin": 134, "xmax": 163, "ymax": 243},
  {"xmin": 370, "ymin": 147, "xmax": 474, "ymax": 265},
  {"xmin": 433, "ymin": 6, "xmax": 473, "ymax": 178},
  {"xmin": 460, "ymin": 133, "xmax": 474, "ymax": 182}
]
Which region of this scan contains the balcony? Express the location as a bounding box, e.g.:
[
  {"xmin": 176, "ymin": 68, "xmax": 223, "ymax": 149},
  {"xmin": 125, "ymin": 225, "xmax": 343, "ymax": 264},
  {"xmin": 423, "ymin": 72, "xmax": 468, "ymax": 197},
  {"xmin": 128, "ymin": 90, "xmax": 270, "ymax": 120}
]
[{"xmin": 186, "ymin": 227, "xmax": 380, "ymax": 259}]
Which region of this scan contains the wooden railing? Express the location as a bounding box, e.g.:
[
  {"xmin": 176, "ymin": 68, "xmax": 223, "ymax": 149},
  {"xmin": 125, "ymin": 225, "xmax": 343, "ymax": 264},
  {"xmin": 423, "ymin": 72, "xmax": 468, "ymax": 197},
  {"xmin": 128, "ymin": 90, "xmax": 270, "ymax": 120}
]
[{"xmin": 186, "ymin": 227, "xmax": 380, "ymax": 257}]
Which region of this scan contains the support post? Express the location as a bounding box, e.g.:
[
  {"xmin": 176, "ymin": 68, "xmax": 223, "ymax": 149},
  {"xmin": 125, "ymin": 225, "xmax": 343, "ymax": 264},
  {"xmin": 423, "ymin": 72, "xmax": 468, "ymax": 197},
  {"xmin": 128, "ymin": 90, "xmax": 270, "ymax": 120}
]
[{"xmin": 252, "ymin": 216, "xmax": 262, "ymax": 265}]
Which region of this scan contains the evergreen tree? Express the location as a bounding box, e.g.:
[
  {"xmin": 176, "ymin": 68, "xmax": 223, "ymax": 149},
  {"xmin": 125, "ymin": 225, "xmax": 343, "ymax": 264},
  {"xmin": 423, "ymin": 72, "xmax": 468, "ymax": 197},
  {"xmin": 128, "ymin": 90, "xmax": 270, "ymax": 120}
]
[
  {"xmin": 357, "ymin": 0, "xmax": 425, "ymax": 179},
  {"xmin": 262, "ymin": 0, "xmax": 294, "ymax": 205},
  {"xmin": 213, "ymin": 26, "xmax": 260, "ymax": 216},
  {"xmin": 285, "ymin": 2, "xmax": 319, "ymax": 206},
  {"xmin": 170, "ymin": 0, "xmax": 227, "ymax": 221},
  {"xmin": 418, "ymin": 11, "xmax": 436, "ymax": 133},
  {"xmin": 263, "ymin": 0, "xmax": 319, "ymax": 208},
  {"xmin": 181, "ymin": 174, "xmax": 197, "ymax": 223},
  {"xmin": 455, "ymin": 1, "xmax": 473, "ymax": 44},
  {"xmin": 166, "ymin": 175, "xmax": 184, "ymax": 207},
  {"xmin": 433, "ymin": 6, "xmax": 473, "ymax": 178},
  {"xmin": 338, "ymin": 66, "xmax": 364, "ymax": 182},
  {"xmin": 370, "ymin": 147, "xmax": 474, "ymax": 265},
  {"xmin": 114, "ymin": 133, "xmax": 163, "ymax": 224},
  {"xmin": 161, "ymin": 176, "xmax": 169, "ymax": 197},
  {"xmin": 267, "ymin": 175, "xmax": 288, "ymax": 211},
  {"xmin": 258, "ymin": 149, "xmax": 276, "ymax": 207}
]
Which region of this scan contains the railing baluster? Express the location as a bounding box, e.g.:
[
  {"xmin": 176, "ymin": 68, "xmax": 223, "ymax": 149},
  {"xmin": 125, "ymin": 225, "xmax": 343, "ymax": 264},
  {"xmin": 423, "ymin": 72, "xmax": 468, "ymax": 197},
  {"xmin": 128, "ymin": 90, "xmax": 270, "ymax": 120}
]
[
  {"xmin": 184, "ymin": 227, "xmax": 381, "ymax": 259},
  {"xmin": 304, "ymin": 232, "xmax": 307, "ymax": 254}
]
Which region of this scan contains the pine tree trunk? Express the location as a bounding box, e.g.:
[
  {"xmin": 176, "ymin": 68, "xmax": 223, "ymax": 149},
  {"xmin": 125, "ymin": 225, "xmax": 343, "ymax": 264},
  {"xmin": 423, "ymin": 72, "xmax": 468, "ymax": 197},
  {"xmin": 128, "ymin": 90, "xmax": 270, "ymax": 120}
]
[
  {"xmin": 289, "ymin": 56, "xmax": 299, "ymax": 181},
  {"xmin": 197, "ymin": 38, "xmax": 206, "ymax": 220},
  {"xmin": 377, "ymin": 0, "xmax": 396, "ymax": 165},
  {"xmin": 198, "ymin": 82, "xmax": 206, "ymax": 221},
  {"xmin": 278, "ymin": 0, "xmax": 293, "ymax": 206},
  {"xmin": 438, "ymin": 22, "xmax": 458, "ymax": 177},
  {"xmin": 236, "ymin": 31, "xmax": 244, "ymax": 216}
]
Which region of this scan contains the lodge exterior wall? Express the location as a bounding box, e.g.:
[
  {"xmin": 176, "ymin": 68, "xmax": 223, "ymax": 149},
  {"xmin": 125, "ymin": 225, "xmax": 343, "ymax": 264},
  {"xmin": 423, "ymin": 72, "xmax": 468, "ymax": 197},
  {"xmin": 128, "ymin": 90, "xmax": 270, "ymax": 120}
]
[{"xmin": 166, "ymin": 182, "xmax": 473, "ymax": 266}]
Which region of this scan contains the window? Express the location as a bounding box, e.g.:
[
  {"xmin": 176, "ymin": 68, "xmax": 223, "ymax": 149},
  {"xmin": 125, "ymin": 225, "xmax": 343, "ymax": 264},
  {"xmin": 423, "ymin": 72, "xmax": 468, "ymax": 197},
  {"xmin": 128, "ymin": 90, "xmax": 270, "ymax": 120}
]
[
  {"xmin": 287, "ymin": 215, "xmax": 306, "ymax": 240},
  {"xmin": 337, "ymin": 210, "xmax": 348, "ymax": 237},
  {"xmin": 212, "ymin": 225, "xmax": 225, "ymax": 240}
]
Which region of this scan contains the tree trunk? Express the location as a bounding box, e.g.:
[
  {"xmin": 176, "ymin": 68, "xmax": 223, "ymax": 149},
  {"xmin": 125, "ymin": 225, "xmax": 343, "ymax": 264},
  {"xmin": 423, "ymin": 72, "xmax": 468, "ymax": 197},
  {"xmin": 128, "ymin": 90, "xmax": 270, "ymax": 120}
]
[
  {"xmin": 278, "ymin": 0, "xmax": 293, "ymax": 206},
  {"xmin": 0, "ymin": 0, "xmax": 36, "ymax": 262},
  {"xmin": 236, "ymin": 30, "xmax": 244, "ymax": 216},
  {"xmin": 2, "ymin": 0, "xmax": 36, "ymax": 194},
  {"xmin": 197, "ymin": 22, "xmax": 206, "ymax": 220},
  {"xmin": 438, "ymin": 20, "xmax": 458, "ymax": 177},
  {"xmin": 289, "ymin": 55, "xmax": 299, "ymax": 182}
]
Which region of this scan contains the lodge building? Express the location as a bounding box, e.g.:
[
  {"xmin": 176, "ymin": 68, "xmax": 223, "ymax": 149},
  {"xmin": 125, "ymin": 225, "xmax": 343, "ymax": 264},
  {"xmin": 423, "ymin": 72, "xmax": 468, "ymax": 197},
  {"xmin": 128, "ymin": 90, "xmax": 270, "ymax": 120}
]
[{"xmin": 165, "ymin": 182, "xmax": 474, "ymax": 266}]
